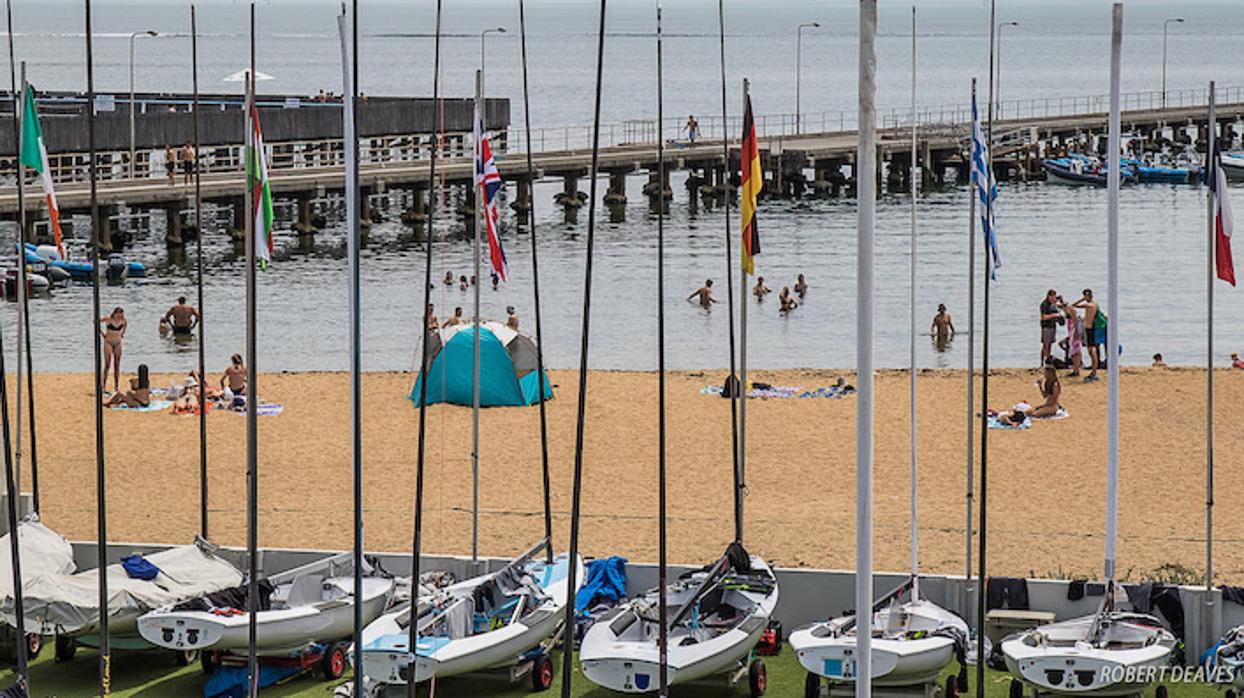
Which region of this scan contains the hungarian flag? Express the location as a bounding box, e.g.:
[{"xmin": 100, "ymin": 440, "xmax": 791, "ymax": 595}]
[
  {"xmin": 474, "ymin": 105, "xmax": 508, "ymax": 281},
  {"xmin": 740, "ymin": 92, "xmax": 762, "ymax": 275},
  {"xmin": 1210, "ymin": 146, "xmax": 1235, "ymax": 286},
  {"xmin": 247, "ymin": 90, "xmax": 274, "ymax": 269},
  {"xmin": 19, "ymin": 85, "xmax": 64, "ymax": 258}
]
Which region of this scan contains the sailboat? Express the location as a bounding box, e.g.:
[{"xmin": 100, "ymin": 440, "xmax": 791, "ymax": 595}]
[
  {"xmin": 1001, "ymin": 8, "xmax": 1176, "ymax": 697},
  {"xmin": 789, "ymin": 10, "xmax": 969, "ymax": 694}
]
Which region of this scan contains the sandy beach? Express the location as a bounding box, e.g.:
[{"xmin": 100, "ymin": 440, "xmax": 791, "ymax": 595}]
[{"xmin": 14, "ymin": 367, "xmax": 1240, "ymax": 583}]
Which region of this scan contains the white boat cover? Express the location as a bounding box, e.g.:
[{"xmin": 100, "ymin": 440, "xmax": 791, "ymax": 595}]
[
  {"xmin": 0, "ymin": 517, "xmax": 76, "ymax": 599},
  {"xmin": 6, "ymin": 540, "xmax": 243, "ymax": 635}
]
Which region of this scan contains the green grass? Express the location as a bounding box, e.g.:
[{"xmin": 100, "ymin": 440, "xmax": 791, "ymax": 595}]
[{"xmin": 0, "ymin": 645, "xmax": 1223, "ymax": 697}]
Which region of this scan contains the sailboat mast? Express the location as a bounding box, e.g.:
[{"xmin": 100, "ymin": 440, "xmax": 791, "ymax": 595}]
[
  {"xmin": 909, "ymin": 5, "xmax": 919, "ymax": 598},
  {"xmin": 965, "ymin": 78, "xmax": 976, "ymax": 613},
  {"xmin": 1205, "ymin": 81, "xmax": 1216, "ymax": 596},
  {"xmin": 471, "ymin": 69, "xmax": 482, "ymax": 563},
  {"xmin": 244, "ymin": 3, "xmax": 259, "ymax": 693},
  {"xmin": 191, "ymin": 4, "xmax": 208, "ymax": 539},
  {"xmin": 738, "ymin": 78, "xmax": 750, "ymax": 542},
  {"xmin": 857, "ymin": 1, "xmax": 877, "ymax": 694},
  {"xmin": 1104, "ymin": 1, "xmax": 1122, "ymax": 586},
  {"xmin": 13, "ymin": 62, "xmax": 24, "ymax": 499},
  {"xmin": 338, "ymin": 4, "xmax": 363, "ymax": 698},
  {"xmin": 655, "ymin": 1, "xmax": 669, "ymax": 695},
  {"xmin": 976, "ymin": 0, "xmax": 996, "ymax": 687}
]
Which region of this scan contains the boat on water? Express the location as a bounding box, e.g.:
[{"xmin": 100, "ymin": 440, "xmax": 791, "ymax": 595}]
[
  {"xmin": 1001, "ymin": 592, "xmax": 1175, "ymax": 696},
  {"xmin": 1220, "ymin": 152, "xmax": 1244, "ymax": 182},
  {"xmin": 1041, "ymin": 155, "xmax": 1137, "ymax": 186},
  {"xmin": 578, "ymin": 543, "xmax": 777, "ymax": 696},
  {"xmin": 357, "ymin": 540, "xmax": 580, "ymax": 690},
  {"xmin": 137, "ymin": 552, "xmax": 393, "ymax": 656},
  {"xmin": 789, "ymin": 577, "xmax": 968, "ymax": 696},
  {"xmin": 24, "ymin": 242, "xmax": 146, "ymax": 281},
  {"xmin": 2, "ymin": 268, "xmax": 51, "ymax": 298}
]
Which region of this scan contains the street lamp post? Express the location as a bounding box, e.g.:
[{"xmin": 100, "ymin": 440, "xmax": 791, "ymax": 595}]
[
  {"xmin": 1162, "ymin": 18, "xmax": 1184, "ymax": 109},
  {"xmin": 480, "ymin": 27, "xmax": 506, "ymax": 127},
  {"xmin": 796, "ymin": 22, "xmax": 820, "ymax": 134},
  {"xmin": 128, "ymin": 29, "xmax": 158, "ymax": 179},
  {"xmin": 994, "ymin": 21, "xmax": 1019, "ymax": 118}
]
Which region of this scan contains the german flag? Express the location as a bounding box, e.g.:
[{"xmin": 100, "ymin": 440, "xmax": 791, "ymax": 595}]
[{"xmin": 740, "ymin": 90, "xmax": 762, "ymax": 275}]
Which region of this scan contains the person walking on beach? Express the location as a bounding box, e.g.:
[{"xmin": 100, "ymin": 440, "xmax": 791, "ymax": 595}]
[
  {"xmin": 1039, "ymin": 289, "xmax": 1062, "ymax": 365},
  {"xmin": 794, "ymin": 273, "xmax": 808, "ymax": 300},
  {"xmin": 753, "ymin": 276, "xmax": 771, "ymax": 300},
  {"xmin": 1073, "ymin": 288, "xmax": 1102, "ymax": 382},
  {"xmin": 507, "ymin": 306, "xmax": 520, "ymax": 331},
  {"xmin": 444, "ymin": 307, "xmax": 463, "ymax": 327},
  {"xmin": 99, "ymin": 307, "xmax": 127, "ymax": 393},
  {"xmin": 164, "ymin": 145, "xmax": 176, "ymax": 185},
  {"xmin": 180, "ymin": 142, "xmax": 196, "ymax": 185},
  {"xmin": 162, "ymin": 296, "xmax": 200, "ymax": 337},
  {"xmin": 685, "ymin": 115, "xmax": 699, "ymax": 145},
  {"xmin": 221, "ymin": 354, "xmax": 247, "ymax": 395},
  {"xmin": 931, "ymin": 303, "xmax": 955, "ymax": 350},
  {"xmin": 688, "ymin": 279, "xmax": 717, "ymax": 309}
]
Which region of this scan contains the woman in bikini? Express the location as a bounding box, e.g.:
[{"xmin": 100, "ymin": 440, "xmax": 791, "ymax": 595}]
[
  {"xmin": 106, "ymin": 363, "xmax": 150, "ymax": 408},
  {"xmin": 1029, "ymin": 364, "xmax": 1062, "ymax": 418},
  {"xmin": 99, "ymin": 307, "xmax": 127, "ymax": 393}
]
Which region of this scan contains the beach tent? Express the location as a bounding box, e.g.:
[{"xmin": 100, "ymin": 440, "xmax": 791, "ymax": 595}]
[{"xmin": 410, "ymin": 321, "xmax": 553, "ymax": 407}]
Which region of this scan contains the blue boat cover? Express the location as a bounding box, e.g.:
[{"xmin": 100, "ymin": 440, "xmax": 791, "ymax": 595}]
[
  {"xmin": 410, "ymin": 325, "xmax": 553, "ymax": 407},
  {"xmin": 120, "ymin": 554, "xmax": 160, "ymax": 581},
  {"xmin": 575, "ymin": 556, "xmax": 627, "ymax": 614}
]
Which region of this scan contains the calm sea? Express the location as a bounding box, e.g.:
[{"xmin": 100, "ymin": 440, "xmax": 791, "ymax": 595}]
[{"xmin": 4, "ymin": 0, "xmax": 1244, "ymax": 373}]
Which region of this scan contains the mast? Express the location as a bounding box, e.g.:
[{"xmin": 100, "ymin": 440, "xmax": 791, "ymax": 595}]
[
  {"xmin": 408, "ymin": 1, "xmax": 444, "ymax": 693},
  {"xmin": 976, "ymin": 0, "xmax": 996, "ymax": 688},
  {"xmin": 965, "ymin": 77, "xmax": 977, "ymax": 621},
  {"xmin": 471, "ymin": 68, "xmax": 482, "ymax": 563},
  {"xmin": 856, "ymin": 1, "xmax": 877, "ymax": 695},
  {"xmin": 515, "ymin": 0, "xmax": 554, "ymax": 563},
  {"xmin": 244, "ymin": 3, "xmax": 259, "ymax": 694},
  {"xmin": 908, "ymin": 4, "xmax": 919, "ymax": 599},
  {"xmin": 1104, "ymin": 1, "xmax": 1121, "ymax": 588},
  {"xmin": 191, "ymin": 4, "xmax": 208, "ymax": 539},
  {"xmin": 716, "ymin": 0, "xmax": 743, "ymax": 543},
  {"xmin": 337, "ymin": 4, "xmax": 363, "ymax": 698},
  {"xmin": 1205, "ymin": 81, "xmax": 1216, "ymax": 602},
  {"xmin": 13, "ymin": 62, "xmax": 24, "ymax": 500},
  {"xmin": 560, "ymin": 2, "xmax": 607, "ymax": 694},
  {"xmin": 84, "ymin": 1, "xmax": 112, "ymax": 693},
  {"xmin": 655, "ymin": 4, "xmax": 669, "ymax": 695}
]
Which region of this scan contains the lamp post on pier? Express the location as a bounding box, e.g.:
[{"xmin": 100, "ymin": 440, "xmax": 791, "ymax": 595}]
[
  {"xmin": 1162, "ymin": 17, "xmax": 1184, "ymax": 109},
  {"xmin": 796, "ymin": 21, "xmax": 820, "ymax": 134},
  {"xmin": 480, "ymin": 27, "xmax": 506, "ymax": 126},
  {"xmin": 128, "ymin": 29, "xmax": 159, "ymax": 179},
  {"xmin": 994, "ymin": 21, "xmax": 1018, "ymax": 119}
]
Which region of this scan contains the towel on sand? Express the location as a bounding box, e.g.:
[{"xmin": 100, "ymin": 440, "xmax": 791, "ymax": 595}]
[
  {"xmin": 110, "ymin": 400, "xmax": 172, "ymax": 413},
  {"xmin": 987, "ymin": 414, "xmax": 1031, "ymax": 430},
  {"xmin": 1032, "ymin": 407, "xmax": 1070, "ymax": 420},
  {"xmin": 701, "ymin": 385, "xmax": 853, "ymax": 399},
  {"xmin": 231, "ymin": 403, "xmax": 284, "ymax": 417}
]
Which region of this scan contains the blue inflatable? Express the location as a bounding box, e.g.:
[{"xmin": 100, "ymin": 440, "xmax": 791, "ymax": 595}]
[
  {"xmin": 410, "ymin": 322, "xmax": 553, "ymax": 407},
  {"xmin": 24, "ymin": 242, "xmax": 146, "ymax": 280}
]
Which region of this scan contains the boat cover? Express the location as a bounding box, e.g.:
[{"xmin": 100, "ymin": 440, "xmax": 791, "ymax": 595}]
[
  {"xmin": 6, "ymin": 539, "xmax": 243, "ymax": 634},
  {"xmin": 0, "ymin": 517, "xmax": 76, "ymax": 599}
]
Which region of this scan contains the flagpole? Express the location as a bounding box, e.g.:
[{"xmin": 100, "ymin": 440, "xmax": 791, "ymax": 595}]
[
  {"xmin": 655, "ymin": 1, "xmax": 669, "ymax": 695},
  {"xmin": 908, "ymin": 5, "xmax": 920, "ymax": 602},
  {"xmin": 13, "ymin": 61, "xmax": 24, "ymax": 501},
  {"xmin": 471, "ymin": 69, "xmax": 482, "ymax": 563},
  {"xmin": 191, "ymin": 4, "xmax": 208, "ymax": 539},
  {"xmin": 244, "ymin": 4, "xmax": 259, "ymax": 696},
  {"xmin": 976, "ymin": 0, "xmax": 997, "ymax": 689},
  {"xmin": 1104, "ymin": 2, "xmax": 1122, "ymax": 589},
  {"xmin": 965, "ymin": 77, "xmax": 977, "ymax": 626},
  {"xmin": 1206, "ymin": 80, "xmax": 1216, "ymax": 627},
  {"xmin": 857, "ymin": 2, "xmax": 877, "ymax": 696},
  {"xmin": 738, "ymin": 79, "xmax": 750, "ymax": 543},
  {"xmin": 716, "ymin": 0, "xmax": 743, "ymax": 544}
]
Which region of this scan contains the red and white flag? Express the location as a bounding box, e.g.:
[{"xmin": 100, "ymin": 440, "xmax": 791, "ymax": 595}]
[{"xmin": 1210, "ymin": 151, "xmax": 1236, "ymax": 286}]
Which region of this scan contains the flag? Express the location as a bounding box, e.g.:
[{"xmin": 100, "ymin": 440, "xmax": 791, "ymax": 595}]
[
  {"xmin": 1209, "ymin": 140, "xmax": 1236, "ymax": 286},
  {"xmin": 247, "ymin": 86, "xmax": 274, "ymax": 270},
  {"xmin": 740, "ymin": 92, "xmax": 762, "ymax": 276},
  {"xmin": 474, "ymin": 104, "xmax": 508, "ymax": 281},
  {"xmin": 971, "ymin": 91, "xmax": 1001, "ymax": 279},
  {"xmin": 19, "ymin": 85, "xmax": 64, "ymax": 258}
]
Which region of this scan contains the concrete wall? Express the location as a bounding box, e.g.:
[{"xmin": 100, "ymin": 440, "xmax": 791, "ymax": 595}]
[
  {"xmin": 0, "ymin": 97, "xmax": 510, "ymax": 153},
  {"xmin": 66, "ymin": 539, "xmax": 1242, "ymax": 663}
]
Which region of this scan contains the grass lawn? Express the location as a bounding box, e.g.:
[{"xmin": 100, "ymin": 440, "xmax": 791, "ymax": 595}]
[{"xmin": 0, "ymin": 645, "xmax": 1223, "ymax": 697}]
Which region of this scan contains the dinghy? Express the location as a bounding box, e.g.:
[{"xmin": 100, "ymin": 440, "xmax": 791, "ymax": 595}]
[
  {"xmin": 1205, "ymin": 624, "xmax": 1244, "ymax": 693},
  {"xmin": 137, "ymin": 552, "xmax": 393, "ymax": 655},
  {"xmin": 1042, "ymin": 155, "xmax": 1136, "ymax": 186},
  {"xmin": 790, "ymin": 577, "xmax": 968, "ymax": 695},
  {"xmin": 1001, "ymin": 590, "xmax": 1175, "ymax": 696},
  {"xmin": 357, "ymin": 540, "xmax": 581, "ymax": 689},
  {"xmin": 578, "ymin": 543, "xmax": 777, "ymax": 695},
  {"xmin": 23, "ymin": 242, "xmax": 146, "ymax": 281}
]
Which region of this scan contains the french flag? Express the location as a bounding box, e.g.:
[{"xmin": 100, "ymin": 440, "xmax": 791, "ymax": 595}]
[
  {"xmin": 1210, "ymin": 141, "xmax": 1236, "ymax": 286},
  {"xmin": 474, "ymin": 106, "xmax": 508, "ymax": 282}
]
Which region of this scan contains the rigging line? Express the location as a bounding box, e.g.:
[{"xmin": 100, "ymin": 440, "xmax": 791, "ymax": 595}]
[
  {"xmin": 408, "ymin": 0, "xmax": 444, "ymax": 695},
  {"xmin": 976, "ymin": 0, "xmax": 996, "ymax": 691},
  {"xmin": 560, "ymin": 1, "xmax": 608, "ymax": 696},
  {"xmin": 191, "ymin": 4, "xmax": 208, "ymax": 540},
  {"xmin": 517, "ymin": 0, "xmax": 554, "ymax": 565},
  {"xmin": 83, "ymin": 1, "xmax": 111, "ymax": 695},
  {"xmin": 716, "ymin": 0, "xmax": 742, "ymax": 544},
  {"xmin": 655, "ymin": 1, "xmax": 669, "ymax": 695}
]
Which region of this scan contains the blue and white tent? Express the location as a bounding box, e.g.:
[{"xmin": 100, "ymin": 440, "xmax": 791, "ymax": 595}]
[{"xmin": 410, "ymin": 321, "xmax": 553, "ymax": 407}]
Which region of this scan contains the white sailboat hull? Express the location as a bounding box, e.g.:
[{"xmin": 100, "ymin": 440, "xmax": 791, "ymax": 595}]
[{"xmin": 790, "ymin": 632, "xmax": 955, "ymax": 687}]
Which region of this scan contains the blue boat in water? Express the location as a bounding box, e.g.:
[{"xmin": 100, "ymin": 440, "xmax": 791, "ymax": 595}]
[
  {"xmin": 1042, "ymin": 154, "xmax": 1137, "ymax": 186},
  {"xmin": 23, "ymin": 242, "xmax": 146, "ymax": 282},
  {"xmin": 1122, "ymin": 156, "xmax": 1202, "ymax": 184}
]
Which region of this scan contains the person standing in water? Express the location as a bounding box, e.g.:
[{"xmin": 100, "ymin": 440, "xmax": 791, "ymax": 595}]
[
  {"xmin": 443, "ymin": 307, "xmax": 464, "ymax": 327},
  {"xmin": 794, "ymin": 273, "xmax": 808, "ymax": 300},
  {"xmin": 163, "ymin": 296, "xmax": 200, "ymax": 336},
  {"xmin": 688, "ymin": 279, "xmax": 717, "ymax": 309},
  {"xmin": 779, "ymin": 286, "xmax": 798, "ymax": 313},
  {"xmin": 506, "ymin": 306, "xmax": 520, "ymax": 331},
  {"xmin": 99, "ymin": 307, "xmax": 127, "ymax": 393},
  {"xmin": 930, "ymin": 303, "xmax": 955, "ymax": 350},
  {"xmin": 753, "ymin": 276, "xmax": 771, "ymax": 300}
]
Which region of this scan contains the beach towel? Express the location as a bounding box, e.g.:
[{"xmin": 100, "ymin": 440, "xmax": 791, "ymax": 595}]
[
  {"xmin": 110, "ymin": 400, "xmax": 172, "ymax": 413},
  {"xmin": 1032, "ymin": 407, "xmax": 1070, "ymax": 420},
  {"xmin": 987, "ymin": 415, "xmax": 1030, "ymax": 430},
  {"xmin": 798, "ymin": 386, "xmax": 856, "ymax": 399},
  {"xmin": 232, "ymin": 403, "xmax": 284, "ymax": 417},
  {"xmin": 701, "ymin": 385, "xmax": 805, "ymax": 399}
]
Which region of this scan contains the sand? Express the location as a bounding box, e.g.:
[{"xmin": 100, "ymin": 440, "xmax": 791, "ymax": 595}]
[{"xmin": 14, "ymin": 367, "xmax": 1240, "ymax": 583}]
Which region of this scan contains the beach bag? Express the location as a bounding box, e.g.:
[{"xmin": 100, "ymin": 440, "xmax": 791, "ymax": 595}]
[{"xmin": 721, "ymin": 374, "xmax": 740, "ymax": 398}]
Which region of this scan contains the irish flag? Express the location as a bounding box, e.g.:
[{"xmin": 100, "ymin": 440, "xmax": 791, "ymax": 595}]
[
  {"xmin": 247, "ymin": 94, "xmax": 274, "ymax": 269},
  {"xmin": 19, "ymin": 86, "xmax": 64, "ymax": 258}
]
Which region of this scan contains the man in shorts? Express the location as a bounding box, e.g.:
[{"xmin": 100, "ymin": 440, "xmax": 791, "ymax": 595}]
[
  {"xmin": 1039, "ymin": 289, "xmax": 1061, "ymax": 365},
  {"xmin": 1074, "ymin": 288, "xmax": 1102, "ymax": 382}
]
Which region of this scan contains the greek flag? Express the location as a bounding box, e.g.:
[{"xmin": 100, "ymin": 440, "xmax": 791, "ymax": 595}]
[{"xmin": 971, "ymin": 92, "xmax": 1002, "ymax": 279}]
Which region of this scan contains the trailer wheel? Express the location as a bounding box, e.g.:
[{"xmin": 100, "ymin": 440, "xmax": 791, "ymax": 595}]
[
  {"xmin": 201, "ymin": 651, "xmax": 219, "ymax": 675},
  {"xmin": 531, "ymin": 653, "xmax": 554, "ymax": 691},
  {"xmin": 321, "ymin": 643, "xmax": 348, "ymax": 680},
  {"xmin": 1154, "ymin": 686, "xmax": 1168, "ymax": 698},
  {"xmin": 175, "ymin": 648, "xmax": 199, "ymax": 666},
  {"xmin": 945, "ymin": 674, "xmax": 959, "ymax": 697},
  {"xmin": 803, "ymin": 670, "xmax": 820, "ymax": 698},
  {"xmin": 1008, "ymin": 678, "xmax": 1024, "ymax": 698},
  {"xmin": 748, "ymin": 658, "xmax": 766, "ymax": 697},
  {"xmin": 54, "ymin": 635, "xmax": 76, "ymax": 663},
  {"xmin": 25, "ymin": 634, "xmax": 41, "ymax": 660}
]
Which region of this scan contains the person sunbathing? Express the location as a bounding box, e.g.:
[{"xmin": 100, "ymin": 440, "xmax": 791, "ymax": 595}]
[
  {"xmin": 171, "ymin": 391, "xmax": 201, "ymax": 415},
  {"xmin": 106, "ymin": 364, "xmax": 151, "ymax": 408},
  {"xmin": 1029, "ymin": 365, "xmax": 1062, "ymax": 418},
  {"xmin": 995, "ymin": 405, "xmax": 1030, "ymax": 427}
]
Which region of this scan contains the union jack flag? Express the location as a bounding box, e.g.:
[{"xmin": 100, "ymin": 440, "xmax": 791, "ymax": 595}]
[{"xmin": 474, "ymin": 105, "xmax": 508, "ymax": 282}]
